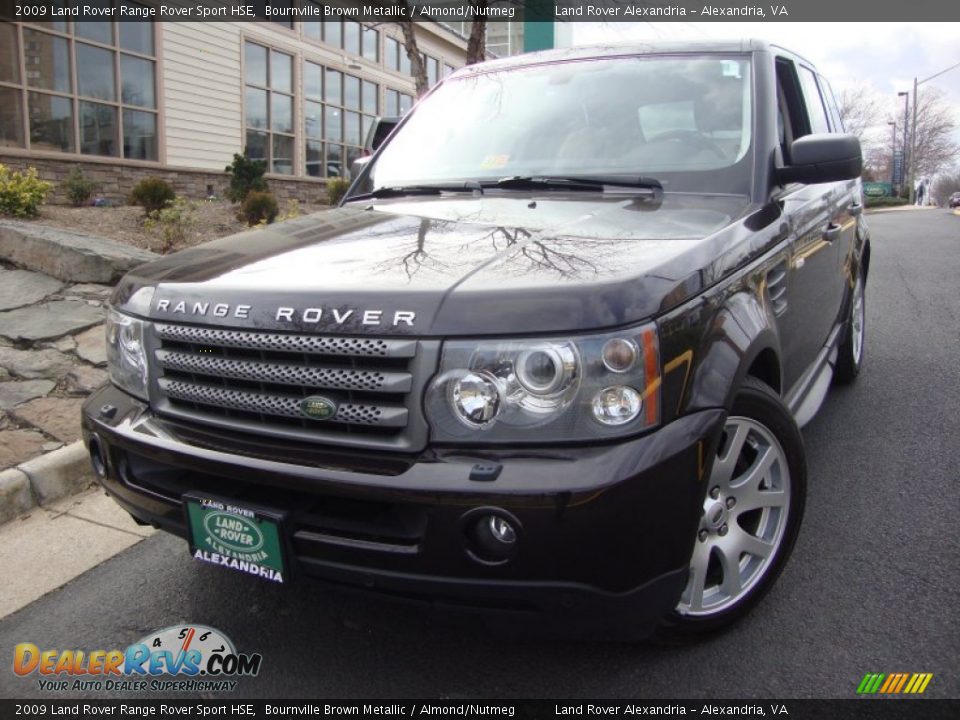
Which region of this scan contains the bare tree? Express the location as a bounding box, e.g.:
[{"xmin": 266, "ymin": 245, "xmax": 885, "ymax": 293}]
[
  {"xmin": 466, "ymin": 3, "xmax": 489, "ymax": 64},
  {"xmin": 931, "ymin": 171, "xmax": 960, "ymax": 207},
  {"xmin": 394, "ymin": 11, "xmax": 430, "ymax": 97},
  {"xmin": 389, "ymin": 2, "xmax": 493, "ymax": 98},
  {"xmin": 907, "ymin": 87, "xmax": 960, "ymax": 178},
  {"xmin": 862, "ymin": 144, "xmax": 893, "ymax": 182},
  {"xmin": 837, "ymin": 86, "xmax": 881, "ymax": 141}
]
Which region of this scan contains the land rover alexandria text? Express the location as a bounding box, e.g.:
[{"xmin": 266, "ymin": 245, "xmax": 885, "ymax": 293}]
[{"xmin": 83, "ymin": 40, "xmax": 869, "ymax": 638}]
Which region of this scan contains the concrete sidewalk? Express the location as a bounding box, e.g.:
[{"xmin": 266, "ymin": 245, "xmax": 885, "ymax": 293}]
[
  {"xmin": 0, "ymin": 222, "xmax": 159, "ymax": 620},
  {"xmin": 0, "ymin": 486, "xmax": 154, "ymax": 619}
]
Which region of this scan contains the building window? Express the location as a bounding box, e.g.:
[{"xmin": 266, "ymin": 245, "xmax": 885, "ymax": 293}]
[
  {"xmin": 304, "ymin": 20, "xmax": 381, "ymax": 66},
  {"xmin": 323, "ymin": 20, "xmax": 342, "ymax": 48},
  {"xmin": 385, "ymin": 37, "xmax": 400, "ymax": 73},
  {"xmin": 385, "ymin": 89, "xmax": 413, "ymax": 117},
  {"xmin": 245, "ymin": 41, "xmax": 294, "ymax": 175},
  {"xmin": 361, "ymin": 26, "xmax": 379, "ymax": 62},
  {"xmin": 1, "ymin": 19, "xmax": 158, "ymax": 159},
  {"xmin": 343, "ymin": 21, "xmax": 360, "ymax": 56},
  {"xmin": 425, "ymin": 55, "xmax": 439, "ymax": 87},
  {"xmin": 304, "ymin": 59, "xmax": 379, "ymax": 178}
]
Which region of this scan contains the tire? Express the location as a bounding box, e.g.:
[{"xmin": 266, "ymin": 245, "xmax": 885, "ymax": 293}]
[
  {"xmin": 834, "ymin": 273, "xmax": 865, "ymax": 384},
  {"xmin": 659, "ymin": 377, "xmax": 806, "ymax": 638}
]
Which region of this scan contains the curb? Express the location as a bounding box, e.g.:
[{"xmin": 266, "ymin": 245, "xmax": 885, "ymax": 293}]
[
  {"xmin": 0, "ymin": 441, "xmax": 95, "ymax": 525},
  {"xmin": 863, "ymin": 206, "xmax": 936, "ymax": 214}
]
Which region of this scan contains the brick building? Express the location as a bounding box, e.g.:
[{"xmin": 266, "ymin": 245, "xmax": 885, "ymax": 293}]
[{"xmin": 0, "ymin": 18, "xmax": 469, "ymax": 203}]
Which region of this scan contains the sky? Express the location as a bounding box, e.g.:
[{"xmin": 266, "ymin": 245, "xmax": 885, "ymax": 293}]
[{"xmin": 566, "ymin": 22, "xmax": 960, "ymax": 167}]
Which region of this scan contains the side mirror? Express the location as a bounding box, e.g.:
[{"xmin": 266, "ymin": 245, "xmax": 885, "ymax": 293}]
[{"xmin": 778, "ymin": 133, "xmax": 862, "ymax": 185}]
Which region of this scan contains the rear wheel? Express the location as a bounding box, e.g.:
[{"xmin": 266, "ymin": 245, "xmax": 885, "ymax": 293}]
[
  {"xmin": 835, "ymin": 274, "xmax": 865, "ymax": 384},
  {"xmin": 661, "ymin": 377, "xmax": 806, "ymax": 637}
]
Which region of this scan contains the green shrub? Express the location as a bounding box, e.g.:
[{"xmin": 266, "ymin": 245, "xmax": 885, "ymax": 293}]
[
  {"xmin": 326, "ymin": 177, "xmax": 351, "ymax": 206},
  {"xmin": 225, "ymin": 152, "xmax": 268, "ymax": 203},
  {"xmin": 239, "ymin": 191, "xmax": 279, "ymax": 226},
  {"xmin": 864, "ymin": 196, "xmax": 909, "ymax": 208},
  {"xmin": 62, "ymin": 167, "xmax": 98, "ymax": 207},
  {"xmin": 144, "ymin": 196, "xmax": 198, "ymax": 253},
  {"xmin": 130, "ymin": 177, "xmax": 175, "ymax": 214},
  {"xmin": 0, "ymin": 164, "xmax": 53, "ymax": 218}
]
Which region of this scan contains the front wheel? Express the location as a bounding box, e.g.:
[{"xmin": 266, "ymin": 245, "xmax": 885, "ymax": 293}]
[
  {"xmin": 835, "ymin": 274, "xmax": 865, "ymax": 384},
  {"xmin": 660, "ymin": 377, "xmax": 806, "ymax": 637}
]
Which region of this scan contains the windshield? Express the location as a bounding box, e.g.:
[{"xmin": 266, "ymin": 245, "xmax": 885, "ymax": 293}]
[{"xmin": 368, "ymin": 55, "xmax": 754, "ymax": 195}]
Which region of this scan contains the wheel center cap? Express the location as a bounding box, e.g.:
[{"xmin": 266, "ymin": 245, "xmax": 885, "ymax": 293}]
[{"xmin": 705, "ymin": 501, "xmax": 728, "ymax": 531}]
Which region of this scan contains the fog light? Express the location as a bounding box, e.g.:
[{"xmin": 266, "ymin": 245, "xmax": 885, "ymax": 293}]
[
  {"xmin": 487, "ymin": 515, "xmax": 517, "ymax": 545},
  {"xmin": 451, "ymin": 372, "xmax": 501, "ymax": 427},
  {"xmin": 467, "ymin": 512, "xmax": 520, "ymax": 563},
  {"xmin": 592, "ymin": 385, "xmax": 642, "ymax": 426},
  {"xmin": 602, "ymin": 338, "xmax": 638, "ymax": 373}
]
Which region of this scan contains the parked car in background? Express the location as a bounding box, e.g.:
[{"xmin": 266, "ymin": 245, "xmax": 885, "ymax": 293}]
[
  {"xmin": 949, "ymin": 191, "xmax": 960, "ymax": 208},
  {"xmin": 349, "ymin": 116, "xmax": 401, "ymax": 179}
]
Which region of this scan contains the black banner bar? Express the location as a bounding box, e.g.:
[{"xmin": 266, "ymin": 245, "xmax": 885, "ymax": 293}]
[
  {"xmin": 1, "ymin": 700, "xmax": 959, "ymax": 719},
  {"xmin": 1, "ymin": 0, "xmax": 960, "ymax": 22}
]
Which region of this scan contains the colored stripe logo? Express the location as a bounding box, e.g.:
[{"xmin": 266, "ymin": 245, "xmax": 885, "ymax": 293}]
[{"xmin": 857, "ymin": 673, "xmax": 933, "ymax": 694}]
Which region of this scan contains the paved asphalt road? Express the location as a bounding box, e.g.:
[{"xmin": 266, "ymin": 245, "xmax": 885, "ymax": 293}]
[{"xmin": 1, "ymin": 209, "xmax": 957, "ymax": 700}]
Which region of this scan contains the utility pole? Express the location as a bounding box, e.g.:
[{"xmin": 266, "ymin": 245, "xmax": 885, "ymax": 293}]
[
  {"xmin": 907, "ymin": 59, "xmax": 960, "ymax": 204},
  {"xmin": 898, "ymin": 92, "xmax": 909, "ymax": 196}
]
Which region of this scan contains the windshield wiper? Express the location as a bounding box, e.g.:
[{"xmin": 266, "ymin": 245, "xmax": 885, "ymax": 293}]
[
  {"xmin": 348, "ymin": 181, "xmax": 483, "ymax": 201},
  {"xmin": 488, "ymin": 175, "xmax": 662, "ymax": 195}
]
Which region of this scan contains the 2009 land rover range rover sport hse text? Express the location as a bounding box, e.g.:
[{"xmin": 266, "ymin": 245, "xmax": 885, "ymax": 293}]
[{"xmin": 82, "ymin": 40, "xmax": 870, "ymax": 639}]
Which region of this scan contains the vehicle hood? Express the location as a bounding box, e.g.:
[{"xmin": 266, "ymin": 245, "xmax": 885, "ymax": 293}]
[{"xmin": 115, "ymin": 193, "xmax": 775, "ymax": 336}]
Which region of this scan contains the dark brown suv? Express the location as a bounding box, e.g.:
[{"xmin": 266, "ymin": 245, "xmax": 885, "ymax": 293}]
[{"xmin": 85, "ymin": 40, "xmax": 868, "ymax": 639}]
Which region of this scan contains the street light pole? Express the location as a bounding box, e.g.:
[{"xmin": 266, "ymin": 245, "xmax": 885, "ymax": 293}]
[
  {"xmin": 887, "ymin": 121, "xmax": 896, "ymax": 189},
  {"xmin": 907, "ymin": 59, "xmax": 960, "ymax": 204}
]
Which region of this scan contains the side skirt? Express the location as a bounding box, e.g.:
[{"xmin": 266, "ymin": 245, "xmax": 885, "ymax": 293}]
[{"xmin": 785, "ymin": 324, "xmax": 842, "ymax": 429}]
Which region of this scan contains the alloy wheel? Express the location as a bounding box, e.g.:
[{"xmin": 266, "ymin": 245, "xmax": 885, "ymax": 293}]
[
  {"xmin": 851, "ymin": 278, "xmax": 865, "ymax": 365},
  {"xmin": 677, "ymin": 416, "xmax": 791, "ymax": 616}
]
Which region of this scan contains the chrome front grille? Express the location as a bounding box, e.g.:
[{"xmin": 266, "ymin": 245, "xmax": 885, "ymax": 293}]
[
  {"xmin": 154, "ymin": 324, "xmax": 416, "ymax": 357},
  {"xmin": 158, "ymin": 380, "xmax": 410, "ymax": 427},
  {"xmin": 155, "ymin": 350, "xmax": 413, "ymax": 393},
  {"xmin": 150, "ymin": 323, "xmax": 435, "ymax": 452}
]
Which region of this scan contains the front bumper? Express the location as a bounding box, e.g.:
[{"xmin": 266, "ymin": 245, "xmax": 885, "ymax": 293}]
[{"xmin": 82, "ymin": 384, "xmax": 725, "ymax": 638}]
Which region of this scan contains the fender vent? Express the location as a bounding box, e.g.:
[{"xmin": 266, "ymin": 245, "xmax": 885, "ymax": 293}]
[{"xmin": 766, "ymin": 262, "xmax": 788, "ymax": 316}]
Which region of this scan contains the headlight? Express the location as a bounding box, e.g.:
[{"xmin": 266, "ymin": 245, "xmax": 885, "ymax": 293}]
[
  {"xmin": 425, "ymin": 323, "xmax": 660, "ymax": 443},
  {"xmin": 105, "ymin": 308, "xmax": 149, "ymax": 400}
]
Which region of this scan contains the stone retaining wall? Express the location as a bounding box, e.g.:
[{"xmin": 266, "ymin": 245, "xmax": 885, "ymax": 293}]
[{"xmin": 0, "ymin": 154, "xmax": 331, "ymax": 207}]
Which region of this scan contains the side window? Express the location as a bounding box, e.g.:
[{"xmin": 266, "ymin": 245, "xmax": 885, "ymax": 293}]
[
  {"xmin": 819, "ymin": 75, "xmax": 844, "ymax": 133},
  {"xmin": 797, "ymin": 66, "xmax": 831, "ymax": 135},
  {"xmin": 775, "ymin": 58, "xmax": 809, "ymax": 163}
]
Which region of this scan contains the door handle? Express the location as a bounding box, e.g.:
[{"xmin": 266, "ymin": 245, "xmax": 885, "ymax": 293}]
[
  {"xmin": 849, "ymin": 202, "xmax": 863, "ymax": 217},
  {"xmin": 823, "ymin": 223, "xmax": 841, "ymax": 242}
]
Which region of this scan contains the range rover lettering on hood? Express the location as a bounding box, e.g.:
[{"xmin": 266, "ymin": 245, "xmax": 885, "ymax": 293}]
[{"xmin": 155, "ymin": 299, "xmax": 416, "ymax": 327}]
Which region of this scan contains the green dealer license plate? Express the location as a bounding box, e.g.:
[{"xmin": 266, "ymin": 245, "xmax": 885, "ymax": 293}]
[{"xmin": 185, "ymin": 494, "xmax": 286, "ymax": 584}]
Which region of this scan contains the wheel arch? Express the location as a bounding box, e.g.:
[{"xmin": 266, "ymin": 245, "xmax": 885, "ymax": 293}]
[{"xmin": 672, "ymin": 288, "xmax": 783, "ymax": 416}]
